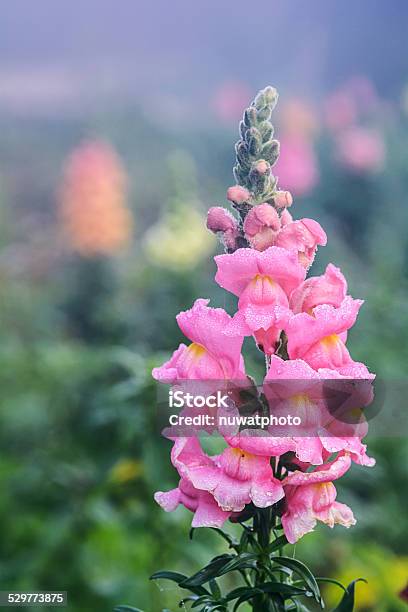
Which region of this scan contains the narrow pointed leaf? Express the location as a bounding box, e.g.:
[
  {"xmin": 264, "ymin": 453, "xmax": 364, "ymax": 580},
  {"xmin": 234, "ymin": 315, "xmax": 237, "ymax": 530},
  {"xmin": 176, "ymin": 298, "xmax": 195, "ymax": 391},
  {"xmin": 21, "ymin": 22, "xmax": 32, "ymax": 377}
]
[
  {"xmin": 332, "ymin": 578, "xmax": 367, "ymax": 611},
  {"xmin": 268, "ymin": 534, "xmax": 289, "ymax": 554},
  {"xmin": 179, "ymin": 555, "xmax": 234, "ymax": 588},
  {"xmin": 150, "ymin": 570, "xmax": 187, "ymax": 583},
  {"xmin": 272, "ymin": 556, "xmax": 322, "ymax": 604}
]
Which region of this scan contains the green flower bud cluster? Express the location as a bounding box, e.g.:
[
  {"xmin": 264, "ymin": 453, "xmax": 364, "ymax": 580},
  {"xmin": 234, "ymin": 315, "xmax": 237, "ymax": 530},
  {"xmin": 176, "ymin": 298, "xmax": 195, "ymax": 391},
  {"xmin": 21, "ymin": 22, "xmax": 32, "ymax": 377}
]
[{"xmin": 233, "ymin": 86, "xmax": 280, "ymax": 204}]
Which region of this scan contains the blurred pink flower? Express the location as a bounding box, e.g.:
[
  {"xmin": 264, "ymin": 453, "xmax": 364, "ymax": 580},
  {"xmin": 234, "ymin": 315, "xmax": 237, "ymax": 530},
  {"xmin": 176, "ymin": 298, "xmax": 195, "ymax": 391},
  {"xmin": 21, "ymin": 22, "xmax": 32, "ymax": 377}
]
[
  {"xmin": 324, "ymin": 90, "xmax": 358, "ymax": 132},
  {"xmin": 212, "ymin": 81, "xmax": 252, "ymax": 122},
  {"xmin": 274, "ymin": 136, "xmax": 319, "ymax": 196},
  {"xmin": 336, "ymin": 127, "xmax": 385, "ymax": 173},
  {"xmin": 279, "ymin": 98, "xmax": 318, "ymax": 138}
]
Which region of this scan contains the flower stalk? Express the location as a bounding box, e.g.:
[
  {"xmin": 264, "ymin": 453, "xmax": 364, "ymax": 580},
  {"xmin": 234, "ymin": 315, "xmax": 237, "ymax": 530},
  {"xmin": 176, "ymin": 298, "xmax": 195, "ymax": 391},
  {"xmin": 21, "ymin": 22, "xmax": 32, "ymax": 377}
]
[{"xmin": 130, "ymin": 86, "xmax": 376, "ymax": 612}]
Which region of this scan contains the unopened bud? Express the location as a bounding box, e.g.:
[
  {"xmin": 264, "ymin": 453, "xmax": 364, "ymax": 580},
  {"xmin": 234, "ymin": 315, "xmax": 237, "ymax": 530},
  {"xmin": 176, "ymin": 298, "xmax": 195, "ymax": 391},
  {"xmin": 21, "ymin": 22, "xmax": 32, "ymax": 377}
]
[
  {"xmin": 280, "ymin": 209, "xmax": 293, "ymax": 226},
  {"xmin": 207, "ymin": 206, "xmax": 237, "ymax": 233},
  {"xmin": 243, "ymin": 203, "xmax": 280, "ymax": 251},
  {"xmin": 226, "ymin": 185, "xmax": 251, "ymax": 205},
  {"xmin": 255, "ymin": 159, "xmax": 270, "ymax": 175},
  {"xmin": 274, "ymin": 190, "xmax": 293, "ymax": 208},
  {"xmin": 207, "ymin": 206, "xmax": 240, "ymax": 251}
]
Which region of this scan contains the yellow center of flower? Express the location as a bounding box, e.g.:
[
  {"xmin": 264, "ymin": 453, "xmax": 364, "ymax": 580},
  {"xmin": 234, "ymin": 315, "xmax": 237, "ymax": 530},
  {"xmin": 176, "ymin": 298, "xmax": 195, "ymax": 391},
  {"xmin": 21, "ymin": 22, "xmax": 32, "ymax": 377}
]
[
  {"xmin": 251, "ymin": 273, "xmax": 276, "ymax": 285},
  {"xmin": 186, "ymin": 342, "xmax": 207, "ymax": 360},
  {"xmin": 291, "ymin": 393, "xmax": 310, "ymax": 408},
  {"xmin": 321, "ymin": 334, "xmax": 341, "ymax": 348},
  {"xmin": 231, "ymin": 447, "xmax": 252, "ymax": 460}
]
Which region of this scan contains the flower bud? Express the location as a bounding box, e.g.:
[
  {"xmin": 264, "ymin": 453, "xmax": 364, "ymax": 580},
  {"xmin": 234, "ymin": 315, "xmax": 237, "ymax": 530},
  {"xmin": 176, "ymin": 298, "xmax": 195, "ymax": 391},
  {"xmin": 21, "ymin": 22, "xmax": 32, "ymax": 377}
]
[
  {"xmin": 255, "ymin": 159, "xmax": 270, "ymax": 175},
  {"xmin": 280, "ymin": 209, "xmax": 293, "ymax": 226},
  {"xmin": 243, "ymin": 203, "xmax": 280, "ymax": 251},
  {"xmin": 274, "ymin": 190, "xmax": 293, "ymax": 208},
  {"xmin": 207, "ymin": 206, "xmax": 239, "ymax": 251},
  {"xmin": 206, "ymin": 206, "xmax": 236, "ymax": 232},
  {"xmin": 226, "ymin": 185, "xmax": 251, "ymax": 205}
]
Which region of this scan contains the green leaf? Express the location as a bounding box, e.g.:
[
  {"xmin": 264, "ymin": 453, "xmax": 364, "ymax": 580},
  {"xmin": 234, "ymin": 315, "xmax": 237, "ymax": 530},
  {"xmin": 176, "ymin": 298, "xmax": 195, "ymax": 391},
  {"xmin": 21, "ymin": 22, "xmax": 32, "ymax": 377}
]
[
  {"xmin": 232, "ymin": 590, "xmax": 263, "ymax": 612},
  {"xmin": 268, "ymin": 534, "xmax": 289, "ymax": 554},
  {"xmin": 209, "ymin": 579, "xmax": 222, "ymax": 599},
  {"xmin": 179, "ymin": 555, "xmax": 234, "ymax": 588},
  {"xmin": 217, "ymin": 552, "xmax": 258, "ymax": 576},
  {"xmin": 268, "ymin": 595, "xmax": 285, "ymax": 612},
  {"xmin": 225, "ymin": 586, "xmax": 264, "ymax": 602},
  {"xmin": 316, "ymin": 577, "xmax": 347, "ymax": 592},
  {"xmin": 231, "ymin": 584, "xmax": 300, "ymax": 612},
  {"xmin": 191, "ymin": 596, "xmax": 214, "ymax": 608},
  {"xmin": 150, "ymin": 570, "xmax": 188, "ymax": 584},
  {"xmin": 260, "ymin": 582, "xmax": 311, "ymax": 597},
  {"xmin": 210, "ymin": 527, "xmax": 239, "ymax": 550},
  {"xmin": 179, "ymin": 595, "xmax": 199, "ymax": 606},
  {"xmin": 114, "ymin": 607, "xmax": 144, "ymax": 612},
  {"xmin": 286, "ymin": 602, "xmax": 310, "ymax": 611},
  {"xmin": 332, "ymin": 578, "xmax": 367, "ymax": 611},
  {"xmin": 272, "ymin": 557, "xmax": 322, "ymax": 605},
  {"xmin": 150, "ymin": 569, "xmax": 209, "ymax": 597}
]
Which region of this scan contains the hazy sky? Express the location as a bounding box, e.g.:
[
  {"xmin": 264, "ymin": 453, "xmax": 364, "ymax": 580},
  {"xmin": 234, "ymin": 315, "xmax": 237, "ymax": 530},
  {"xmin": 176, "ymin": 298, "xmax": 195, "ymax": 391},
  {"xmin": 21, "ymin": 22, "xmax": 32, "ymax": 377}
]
[{"xmin": 0, "ymin": 1, "xmax": 407, "ymax": 113}]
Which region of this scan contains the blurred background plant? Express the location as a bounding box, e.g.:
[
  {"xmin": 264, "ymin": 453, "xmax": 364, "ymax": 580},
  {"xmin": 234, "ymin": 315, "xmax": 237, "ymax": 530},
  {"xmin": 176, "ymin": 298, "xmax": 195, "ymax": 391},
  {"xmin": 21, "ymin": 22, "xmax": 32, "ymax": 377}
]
[{"xmin": 0, "ymin": 1, "xmax": 408, "ymax": 610}]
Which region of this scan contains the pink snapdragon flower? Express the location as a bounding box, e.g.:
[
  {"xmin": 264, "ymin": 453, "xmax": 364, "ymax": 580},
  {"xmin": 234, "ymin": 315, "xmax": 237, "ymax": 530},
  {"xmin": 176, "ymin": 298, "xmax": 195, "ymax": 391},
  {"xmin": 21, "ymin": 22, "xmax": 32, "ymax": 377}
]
[
  {"xmin": 285, "ymin": 296, "xmax": 370, "ymax": 372},
  {"xmin": 243, "ymin": 205, "xmax": 326, "ymax": 268},
  {"xmin": 155, "ymin": 478, "xmax": 231, "ymax": 528},
  {"xmin": 161, "ymin": 437, "xmax": 284, "ymax": 517},
  {"xmin": 275, "ymin": 218, "xmax": 327, "ymax": 269},
  {"xmin": 264, "ymin": 356, "xmax": 375, "ymax": 466},
  {"xmin": 153, "ymin": 86, "xmax": 377, "ymax": 550},
  {"xmin": 215, "ymin": 246, "xmax": 305, "ymax": 354},
  {"xmin": 243, "ymin": 204, "xmax": 281, "ymax": 251},
  {"xmin": 282, "ymin": 453, "xmax": 356, "ymax": 543},
  {"xmin": 152, "ymin": 298, "xmax": 246, "ymax": 383},
  {"xmin": 290, "ymin": 264, "xmax": 347, "ymax": 314}
]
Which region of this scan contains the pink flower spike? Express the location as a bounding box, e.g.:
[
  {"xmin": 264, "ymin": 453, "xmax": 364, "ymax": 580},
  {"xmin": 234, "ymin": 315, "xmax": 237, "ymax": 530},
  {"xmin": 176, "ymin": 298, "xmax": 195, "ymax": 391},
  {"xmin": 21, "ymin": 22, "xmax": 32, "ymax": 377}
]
[
  {"xmin": 152, "ymin": 298, "xmax": 246, "ymax": 382},
  {"xmin": 290, "ymin": 263, "xmax": 347, "ymax": 314},
  {"xmin": 243, "ymin": 203, "xmax": 281, "ymax": 251}
]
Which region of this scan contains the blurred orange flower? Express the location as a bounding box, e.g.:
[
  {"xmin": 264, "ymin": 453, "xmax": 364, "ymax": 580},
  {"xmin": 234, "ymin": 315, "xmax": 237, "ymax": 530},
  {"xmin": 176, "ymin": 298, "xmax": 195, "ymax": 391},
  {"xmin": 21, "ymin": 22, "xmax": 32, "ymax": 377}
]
[{"xmin": 59, "ymin": 140, "xmax": 132, "ymax": 256}]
